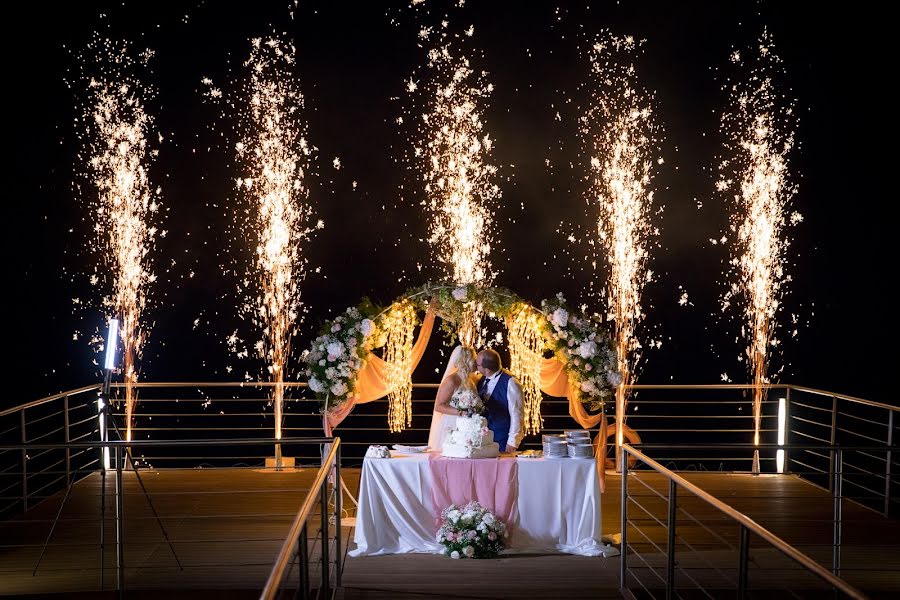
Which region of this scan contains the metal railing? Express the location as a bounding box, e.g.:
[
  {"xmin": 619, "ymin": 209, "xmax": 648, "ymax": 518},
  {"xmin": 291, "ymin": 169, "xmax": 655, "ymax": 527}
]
[
  {"xmin": 629, "ymin": 442, "xmax": 900, "ymax": 586},
  {"xmin": 1, "ymin": 381, "xmax": 591, "ymax": 466},
  {"xmin": 0, "ymin": 385, "xmax": 101, "ymax": 518},
  {"xmin": 620, "ymin": 443, "xmax": 875, "ymax": 599},
  {"xmin": 0, "ymin": 436, "xmax": 334, "ymax": 595},
  {"xmin": 261, "ymin": 438, "xmax": 343, "ymax": 600},
  {"xmin": 605, "ymin": 384, "xmax": 898, "ymax": 517},
  {"xmin": 3, "ymin": 382, "xmax": 897, "ymax": 522},
  {"xmin": 785, "ymin": 385, "xmax": 899, "ymax": 518}
]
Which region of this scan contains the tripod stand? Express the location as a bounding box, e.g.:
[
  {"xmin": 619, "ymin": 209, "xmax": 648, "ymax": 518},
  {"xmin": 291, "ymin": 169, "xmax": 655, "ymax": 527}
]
[{"xmin": 32, "ymin": 370, "xmax": 183, "ymax": 591}]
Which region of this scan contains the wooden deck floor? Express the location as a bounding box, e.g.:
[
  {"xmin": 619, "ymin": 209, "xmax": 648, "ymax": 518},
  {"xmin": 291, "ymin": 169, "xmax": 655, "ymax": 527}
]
[{"xmin": 1, "ymin": 468, "xmax": 898, "ymax": 598}]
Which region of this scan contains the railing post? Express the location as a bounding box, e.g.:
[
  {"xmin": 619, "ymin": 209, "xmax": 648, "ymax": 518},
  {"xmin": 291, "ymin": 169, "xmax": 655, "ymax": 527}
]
[
  {"xmin": 115, "ymin": 445, "xmax": 125, "ymax": 595},
  {"xmin": 783, "ymin": 387, "xmax": 791, "ymax": 474},
  {"xmin": 20, "ymin": 409, "xmax": 27, "ymax": 511},
  {"xmin": 320, "ymin": 478, "xmax": 330, "ymax": 600},
  {"xmin": 886, "ymin": 410, "xmax": 894, "ymax": 518},
  {"xmin": 666, "ymin": 479, "xmax": 677, "ymax": 600},
  {"xmin": 64, "ymin": 395, "xmax": 71, "ymax": 486},
  {"xmin": 832, "ymin": 448, "xmax": 842, "ymax": 577},
  {"xmin": 828, "ymin": 395, "xmax": 838, "ymax": 492},
  {"xmin": 100, "ymin": 447, "xmax": 107, "ymax": 589},
  {"xmin": 334, "ymin": 442, "xmax": 342, "ymax": 588},
  {"xmin": 737, "ymin": 524, "xmax": 749, "ymax": 598},
  {"xmin": 297, "ymin": 523, "xmax": 310, "ymax": 600},
  {"xmin": 619, "ymin": 448, "xmax": 628, "ymax": 591}
]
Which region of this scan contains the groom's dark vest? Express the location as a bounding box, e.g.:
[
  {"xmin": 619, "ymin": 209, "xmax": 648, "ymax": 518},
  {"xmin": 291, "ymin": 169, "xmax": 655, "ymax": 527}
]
[{"xmin": 479, "ymin": 371, "xmax": 512, "ymax": 449}]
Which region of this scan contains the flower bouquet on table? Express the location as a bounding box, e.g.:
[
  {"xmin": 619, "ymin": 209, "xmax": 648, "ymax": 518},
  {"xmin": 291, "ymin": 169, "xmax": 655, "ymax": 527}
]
[
  {"xmin": 437, "ymin": 501, "xmax": 508, "ymax": 559},
  {"xmin": 448, "ymin": 388, "xmax": 484, "ymax": 417}
]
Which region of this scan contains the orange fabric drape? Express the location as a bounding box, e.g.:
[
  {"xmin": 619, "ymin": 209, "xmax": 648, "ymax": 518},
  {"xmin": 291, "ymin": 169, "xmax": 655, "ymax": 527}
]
[
  {"xmin": 540, "ymin": 357, "xmax": 608, "ymax": 492},
  {"xmin": 324, "ymin": 309, "xmax": 435, "ymax": 435}
]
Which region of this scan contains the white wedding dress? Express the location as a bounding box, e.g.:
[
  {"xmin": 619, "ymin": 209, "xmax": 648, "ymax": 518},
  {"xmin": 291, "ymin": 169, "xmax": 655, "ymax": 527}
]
[
  {"xmin": 427, "ymin": 407, "xmax": 456, "ymax": 451},
  {"xmin": 427, "ymin": 346, "xmax": 465, "ymax": 450}
]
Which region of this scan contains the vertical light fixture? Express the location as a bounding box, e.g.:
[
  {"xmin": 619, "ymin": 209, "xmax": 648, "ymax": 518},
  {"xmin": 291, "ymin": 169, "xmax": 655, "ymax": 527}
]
[
  {"xmin": 100, "ymin": 318, "xmax": 119, "ymax": 470},
  {"xmin": 776, "ymin": 397, "xmax": 786, "ymax": 473},
  {"xmin": 104, "ymin": 318, "xmax": 119, "ymax": 370}
]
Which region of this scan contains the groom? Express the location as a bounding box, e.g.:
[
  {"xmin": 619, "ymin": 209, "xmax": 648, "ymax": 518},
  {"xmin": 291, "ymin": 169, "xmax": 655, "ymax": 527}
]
[{"xmin": 476, "ymin": 349, "xmax": 524, "ymax": 454}]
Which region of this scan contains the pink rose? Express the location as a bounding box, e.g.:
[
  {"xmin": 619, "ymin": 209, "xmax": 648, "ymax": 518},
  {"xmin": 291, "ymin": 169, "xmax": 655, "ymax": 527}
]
[
  {"xmin": 468, "ymin": 530, "xmax": 477, "ymax": 540},
  {"xmin": 488, "ymin": 531, "xmax": 497, "ymax": 541}
]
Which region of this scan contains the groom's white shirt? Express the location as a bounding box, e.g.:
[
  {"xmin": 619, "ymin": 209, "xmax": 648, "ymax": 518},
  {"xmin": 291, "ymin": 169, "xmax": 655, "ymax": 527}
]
[{"xmin": 483, "ymin": 370, "xmax": 524, "ymax": 449}]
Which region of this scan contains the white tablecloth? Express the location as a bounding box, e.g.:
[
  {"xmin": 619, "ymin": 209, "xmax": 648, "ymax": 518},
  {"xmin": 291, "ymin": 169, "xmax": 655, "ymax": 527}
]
[{"xmin": 350, "ymin": 452, "xmax": 618, "ymax": 557}]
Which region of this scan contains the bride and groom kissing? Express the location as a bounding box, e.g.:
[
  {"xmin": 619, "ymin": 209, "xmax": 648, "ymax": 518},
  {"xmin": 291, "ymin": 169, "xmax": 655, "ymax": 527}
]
[{"xmin": 427, "ymin": 346, "xmax": 524, "ymax": 454}]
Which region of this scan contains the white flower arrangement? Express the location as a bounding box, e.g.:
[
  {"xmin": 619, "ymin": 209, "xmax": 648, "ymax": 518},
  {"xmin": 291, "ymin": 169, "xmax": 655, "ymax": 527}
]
[
  {"xmin": 550, "ymin": 307, "xmax": 569, "ymax": 328},
  {"xmin": 540, "ymin": 293, "xmax": 621, "ymax": 411},
  {"xmin": 437, "ymin": 501, "xmax": 507, "ymax": 559},
  {"xmin": 448, "ymin": 388, "xmax": 484, "ymax": 417},
  {"xmin": 303, "ymin": 305, "xmax": 378, "ymax": 410},
  {"xmin": 304, "ymin": 283, "xmax": 619, "ymax": 420}
]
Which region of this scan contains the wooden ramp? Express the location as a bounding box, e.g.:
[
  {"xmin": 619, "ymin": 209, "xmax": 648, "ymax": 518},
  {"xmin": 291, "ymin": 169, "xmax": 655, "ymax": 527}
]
[{"xmin": 1, "ymin": 468, "xmax": 899, "ymax": 598}]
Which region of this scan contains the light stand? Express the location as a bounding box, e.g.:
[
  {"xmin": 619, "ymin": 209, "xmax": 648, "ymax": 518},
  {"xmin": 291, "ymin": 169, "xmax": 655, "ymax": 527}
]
[
  {"xmin": 102, "ymin": 395, "xmax": 183, "ymax": 577},
  {"xmin": 100, "ymin": 319, "xmax": 184, "ymax": 589},
  {"xmin": 99, "ymin": 317, "xmax": 117, "ymax": 586},
  {"xmin": 98, "ymin": 318, "xmax": 182, "ymax": 583}
]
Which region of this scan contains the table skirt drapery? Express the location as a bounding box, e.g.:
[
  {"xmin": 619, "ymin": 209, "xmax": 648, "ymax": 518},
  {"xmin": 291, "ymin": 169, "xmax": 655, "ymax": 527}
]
[{"xmin": 349, "ymin": 452, "xmax": 618, "ymax": 558}]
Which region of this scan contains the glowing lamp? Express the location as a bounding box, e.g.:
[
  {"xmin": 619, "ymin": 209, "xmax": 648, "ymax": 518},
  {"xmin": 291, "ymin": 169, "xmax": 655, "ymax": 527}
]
[{"xmin": 104, "ymin": 318, "xmax": 119, "ymax": 370}]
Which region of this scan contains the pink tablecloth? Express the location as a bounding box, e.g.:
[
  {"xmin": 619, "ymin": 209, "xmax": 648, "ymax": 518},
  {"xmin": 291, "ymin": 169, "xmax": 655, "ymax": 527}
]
[
  {"xmin": 350, "ymin": 452, "xmax": 615, "ymax": 557},
  {"xmin": 427, "ymin": 455, "xmax": 518, "ymax": 529}
]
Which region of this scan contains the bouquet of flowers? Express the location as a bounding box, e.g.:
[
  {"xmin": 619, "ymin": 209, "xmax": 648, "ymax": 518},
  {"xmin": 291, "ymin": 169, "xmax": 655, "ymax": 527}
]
[
  {"xmin": 540, "ymin": 293, "xmax": 621, "ymax": 412},
  {"xmin": 449, "ymin": 388, "xmax": 484, "ymax": 417},
  {"xmin": 437, "ymin": 501, "xmax": 507, "ymax": 559},
  {"xmin": 303, "ymin": 303, "xmax": 380, "ymax": 412}
]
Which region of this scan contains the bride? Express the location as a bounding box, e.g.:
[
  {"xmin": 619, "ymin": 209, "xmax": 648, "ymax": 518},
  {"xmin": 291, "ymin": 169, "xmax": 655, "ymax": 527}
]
[{"xmin": 427, "ymin": 345, "xmax": 480, "ymax": 450}]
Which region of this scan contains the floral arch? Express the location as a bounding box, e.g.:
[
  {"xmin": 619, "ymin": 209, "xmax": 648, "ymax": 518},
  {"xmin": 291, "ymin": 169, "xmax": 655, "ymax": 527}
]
[{"xmin": 303, "ymin": 282, "xmax": 622, "ymax": 444}]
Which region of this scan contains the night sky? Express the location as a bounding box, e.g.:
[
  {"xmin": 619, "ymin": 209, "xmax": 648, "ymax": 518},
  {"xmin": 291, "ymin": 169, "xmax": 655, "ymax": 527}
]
[{"xmin": 7, "ymin": 1, "xmax": 894, "ymax": 411}]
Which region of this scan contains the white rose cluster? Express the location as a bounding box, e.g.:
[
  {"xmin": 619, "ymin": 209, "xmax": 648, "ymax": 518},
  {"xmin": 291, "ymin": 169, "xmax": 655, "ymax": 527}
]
[
  {"xmin": 551, "ymin": 307, "xmax": 569, "ymax": 328},
  {"xmin": 449, "ymin": 388, "xmax": 484, "ymax": 416},
  {"xmin": 437, "ymin": 501, "xmax": 508, "ymax": 559},
  {"xmin": 304, "ymin": 305, "xmax": 380, "ymax": 410},
  {"xmin": 540, "ymin": 293, "xmax": 622, "ymax": 410}
]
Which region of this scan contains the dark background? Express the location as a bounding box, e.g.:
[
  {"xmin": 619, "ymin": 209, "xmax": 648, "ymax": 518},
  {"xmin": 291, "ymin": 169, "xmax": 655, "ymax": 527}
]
[{"xmin": 6, "ymin": 1, "xmax": 894, "ymax": 411}]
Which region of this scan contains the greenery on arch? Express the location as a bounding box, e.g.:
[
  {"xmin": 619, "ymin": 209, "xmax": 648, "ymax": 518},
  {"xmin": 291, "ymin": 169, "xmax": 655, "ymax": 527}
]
[{"xmin": 301, "ymin": 281, "xmax": 621, "ymax": 418}]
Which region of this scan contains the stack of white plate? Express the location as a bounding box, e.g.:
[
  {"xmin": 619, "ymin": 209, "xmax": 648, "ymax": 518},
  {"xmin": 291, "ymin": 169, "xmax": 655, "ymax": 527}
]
[
  {"xmin": 567, "ymin": 442, "xmax": 594, "ymax": 459},
  {"xmin": 564, "ymin": 430, "xmax": 594, "ymax": 458},
  {"xmin": 542, "ymin": 434, "xmax": 568, "ymax": 458}
]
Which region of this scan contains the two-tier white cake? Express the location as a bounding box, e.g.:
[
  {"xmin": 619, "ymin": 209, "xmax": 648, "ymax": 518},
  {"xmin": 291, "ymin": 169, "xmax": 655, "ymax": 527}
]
[{"xmin": 441, "ymin": 415, "xmax": 500, "ymax": 458}]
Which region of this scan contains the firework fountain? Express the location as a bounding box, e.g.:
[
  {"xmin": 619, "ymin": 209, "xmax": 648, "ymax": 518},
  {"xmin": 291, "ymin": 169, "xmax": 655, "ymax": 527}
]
[
  {"xmin": 580, "ymin": 34, "xmax": 662, "ymax": 468},
  {"xmin": 79, "ymin": 38, "xmax": 161, "ymax": 442},
  {"xmin": 719, "ymin": 31, "xmax": 798, "ymax": 473},
  {"xmin": 411, "ymin": 26, "xmax": 500, "ymax": 347},
  {"xmin": 232, "ymin": 37, "xmax": 317, "ymax": 466}
]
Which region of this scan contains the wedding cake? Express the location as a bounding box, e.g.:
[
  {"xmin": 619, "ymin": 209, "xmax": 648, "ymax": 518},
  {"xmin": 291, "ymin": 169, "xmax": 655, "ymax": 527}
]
[{"xmin": 442, "ymin": 415, "xmax": 500, "ymax": 458}]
